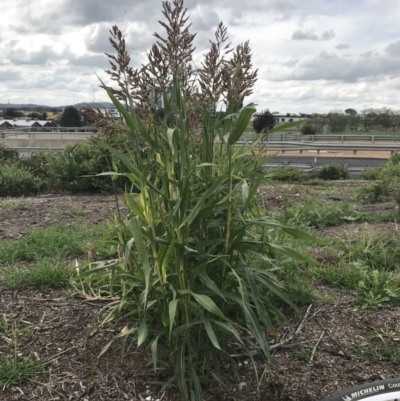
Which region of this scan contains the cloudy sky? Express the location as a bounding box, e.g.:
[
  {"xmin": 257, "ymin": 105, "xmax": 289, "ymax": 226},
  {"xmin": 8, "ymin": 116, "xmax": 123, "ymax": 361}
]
[{"xmin": 1, "ymin": 0, "xmax": 400, "ymax": 113}]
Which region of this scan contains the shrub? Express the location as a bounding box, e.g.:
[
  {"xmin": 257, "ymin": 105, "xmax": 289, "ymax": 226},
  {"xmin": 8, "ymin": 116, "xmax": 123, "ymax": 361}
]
[
  {"xmin": 317, "ymin": 164, "xmax": 350, "ymax": 180},
  {"xmin": 361, "ymin": 155, "xmax": 400, "ymax": 182},
  {"xmin": 48, "ymin": 133, "xmax": 131, "ymax": 193},
  {"xmin": 17, "ymin": 152, "xmax": 56, "ymax": 183},
  {"xmin": 0, "ymin": 164, "xmax": 42, "ymax": 197},
  {"xmin": 360, "ymin": 166, "xmax": 382, "ymax": 180},
  {"xmin": 252, "ymin": 109, "xmax": 275, "ymax": 133},
  {"xmin": 265, "ymin": 166, "xmax": 301, "ymax": 182},
  {"xmin": 0, "ymin": 145, "xmax": 19, "ymax": 164},
  {"xmin": 395, "ymin": 189, "xmax": 400, "ymax": 211},
  {"xmin": 355, "ymin": 179, "xmax": 390, "ymax": 203},
  {"xmin": 300, "ymin": 123, "xmax": 317, "ymax": 136}
]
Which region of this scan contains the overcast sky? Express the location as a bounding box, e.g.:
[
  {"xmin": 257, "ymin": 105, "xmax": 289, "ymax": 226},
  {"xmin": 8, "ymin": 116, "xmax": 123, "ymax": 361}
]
[{"xmin": 1, "ymin": 0, "xmax": 400, "ymax": 113}]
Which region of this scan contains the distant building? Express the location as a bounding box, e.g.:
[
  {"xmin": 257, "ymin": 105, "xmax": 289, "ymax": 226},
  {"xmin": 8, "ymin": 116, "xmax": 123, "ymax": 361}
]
[
  {"xmin": 0, "ymin": 119, "xmax": 58, "ymax": 129},
  {"xmin": 273, "ymin": 114, "xmax": 307, "ymax": 123},
  {"xmin": 98, "ymin": 109, "xmax": 120, "ymax": 120}
]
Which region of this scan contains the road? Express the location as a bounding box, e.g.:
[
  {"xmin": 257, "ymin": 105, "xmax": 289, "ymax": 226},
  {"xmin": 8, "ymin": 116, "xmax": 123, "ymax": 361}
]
[{"xmin": 266, "ymin": 155, "xmax": 388, "ymax": 168}]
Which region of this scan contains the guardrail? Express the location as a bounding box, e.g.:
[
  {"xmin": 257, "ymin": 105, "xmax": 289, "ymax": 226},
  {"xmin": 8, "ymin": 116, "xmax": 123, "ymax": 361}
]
[
  {"xmin": 264, "ymin": 162, "xmax": 365, "ymax": 177},
  {"xmin": 264, "ymin": 156, "xmax": 388, "ymax": 177},
  {"xmin": 265, "ymin": 142, "xmax": 400, "ymax": 155},
  {"xmin": 12, "ymin": 147, "xmax": 65, "ymax": 156},
  {"xmin": 240, "ymin": 133, "xmax": 400, "ymax": 144},
  {"xmin": 0, "ymin": 126, "xmax": 97, "ymax": 133},
  {"xmin": 0, "ymin": 127, "xmax": 98, "ymax": 139}
]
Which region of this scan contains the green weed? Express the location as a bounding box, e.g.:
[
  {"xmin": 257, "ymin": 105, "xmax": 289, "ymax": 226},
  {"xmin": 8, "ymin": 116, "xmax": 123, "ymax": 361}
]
[
  {"xmin": 280, "ymin": 197, "xmax": 360, "ymax": 228},
  {"xmin": 0, "ymin": 261, "xmax": 72, "ymax": 289},
  {"xmin": 295, "ymin": 346, "xmax": 312, "ymax": 361},
  {"xmin": 333, "ymin": 226, "xmax": 400, "ymax": 271},
  {"xmin": 356, "ymin": 327, "xmax": 400, "ymax": 364},
  {"xmin": 0, "ymin": 356, "xmax": 43, "ymax": 390},
  {"xmin": 302, "ymin": 178, "xmax": 336, "ymax": 187},
  {"xmin": 0, "ymin": 223, "xmax": 109, "ymax": 264},
  {"xmin": 0, "ymin": 201, "xmax": 30, "ymax": 211},
  {"xmin": 311, "ymin": 261, "xmax": 399, "ymax": 308}
]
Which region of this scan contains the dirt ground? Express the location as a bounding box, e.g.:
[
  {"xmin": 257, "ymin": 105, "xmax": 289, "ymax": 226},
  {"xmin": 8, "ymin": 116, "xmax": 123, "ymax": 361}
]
[
  {"xmin": 1, "ymin": 186, "xmax": 400, "ymax": 401},
  {"xmin": 0, "ymin": 193, "xmax": 128, "ymax": 240}
]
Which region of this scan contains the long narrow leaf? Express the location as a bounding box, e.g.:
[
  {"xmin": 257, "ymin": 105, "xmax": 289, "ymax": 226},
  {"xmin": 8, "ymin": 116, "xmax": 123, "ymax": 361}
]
[
  {"xmin": 228, "ymin": 104, "xmax": 256, "ymax": 145},
  {"xmin": 129, "ymin": 217, "xmax": 152, "ymax": 305}
]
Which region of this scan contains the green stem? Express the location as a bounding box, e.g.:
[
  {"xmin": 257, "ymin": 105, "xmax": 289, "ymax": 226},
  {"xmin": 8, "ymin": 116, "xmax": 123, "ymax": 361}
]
[{"xmin": 223, "ymin": 144, "xmax": 233, "ymax": 278}]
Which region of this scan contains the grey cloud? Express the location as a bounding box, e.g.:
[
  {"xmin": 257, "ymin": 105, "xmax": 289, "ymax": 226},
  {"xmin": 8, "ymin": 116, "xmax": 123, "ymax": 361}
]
[
  {"xmin": 291, "ymin": 29, "xmax": 319, "ymax": 40},
  {"xmin": 61, "ymin": 0, "xmax": 200, "ymax": 27},
  {"xmin": 69, "ymin": 54, "xmax": 110, "ymax": 70},
  {"xmin": 0, "ymin": 70, "xmax": 21, "ymax": 81},
  {"xmin": 270, "ymin": 51, "xmax": 400, "ymax": 83},
  {"xmin": 386, "ymin": 40, "xmax": 400, "ymax": 57},
  {"xmin": 336, "ymin": 43, "xmax": 350, "ymax": 50},
  {"xmin": 359, "ymin": 50, "xmax": 378, "ymax": 59},
  {"xmin": 292, "ymin": 29, "xmax": 335, "ymax": 41},
  {"xmin": 87, "ymin": 24, "xmax": 113, "ymax": 54},
  {"xmin": 125, "ymin": 27, "xmax": 154, "ymax": 54},
  {"xmin": 321, "ymin": 30, "xmax": 335, "ymax": 40},
  {"xmin": 191, "ymin": 7, "xmax": 220, "ymax": 32},
  {"xmin": 7, "ymin": 45, "xmax": 63, "ymax": 66},
  {"xmin": 9, "ymin": 0, "xmax": 303, "ymax": 35}
]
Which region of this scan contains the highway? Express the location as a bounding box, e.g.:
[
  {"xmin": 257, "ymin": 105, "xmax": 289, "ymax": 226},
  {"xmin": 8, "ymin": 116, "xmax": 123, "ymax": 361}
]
[
  {"xmin": 265, "ymin": 155, "xmax": 388, "ymax": 177},
  {"xmin": 266, "ymin": 155, "xmax": 388, "ymax": 167}
]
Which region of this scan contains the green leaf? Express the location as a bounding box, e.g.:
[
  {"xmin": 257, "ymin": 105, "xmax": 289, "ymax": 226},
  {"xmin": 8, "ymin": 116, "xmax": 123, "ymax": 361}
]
[
  {"xmin": 167, "ymin": 128, "xmax": 176, "ymax": 155},
  {"xmin": 242, "ymin": 304, "xmax": 270, "ymax": 358},
  {"xmin": 124, "ymin": 193, "xmax": 146, "ymax": 221},
  {"xmin": 191, "ymin": 293, "xmax": 227, "ymax": 320},
  {"xmin": 228, "ymin": 104, "xmax": 256, "ymax": 145},
  {"xmin": 178, "ymin": 176, "xmax": 225, "ymax": 229},
  {"xmin": 242, "ymin": 179, "xmax": 249, "ymax": 205},
  {"xmin": 169, "ymin": 299, "xmax": 179, "ymax": 335},
  {"xmin": 138, "ymin": 316, "xmax": 148, "ymax": 346},
  {"xmin": 202, "ymin": 317, "xmax": 221, "ymax": 350},
  {"xmin": 162, "ymin": 239, "xmax": 175, "ymax": 284},
  {"xmin": 129, "ymin": 216, "xmax": 152, "ymax": 305},
  {"xmin": 101, "ymin": 81, "xmax": 161, "ymax": 151},
  {"xmin": 269, "ymin": 243, "xmax": 316, "ymax": 264},
  {"xmin": 198, "ymin": 273, "xmax": 226, "ymax": 301},
  {"xmin": 190, "ymin": 368, "xmax": 203, "ymax": 401},
  {"xmin": 176, "ymin": 342, "xmax": 188, "ymax": 401},
  {"xmin": 151, "ymin": 335, "xmax": 158, "ymax": 372}
]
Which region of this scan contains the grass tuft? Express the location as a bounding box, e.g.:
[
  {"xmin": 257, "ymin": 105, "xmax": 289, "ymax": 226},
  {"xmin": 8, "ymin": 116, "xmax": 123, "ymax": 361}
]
[
  {"xmin": 0, "ymin": 261, "xmax": 72, "ymax": 289},
  {"xmin": 0, "ymin": 356, "xmax": 43, "ymax": 390},
  {"xmin": 0, "ymin": 222, "xmax": 110, "ymax": 265}
]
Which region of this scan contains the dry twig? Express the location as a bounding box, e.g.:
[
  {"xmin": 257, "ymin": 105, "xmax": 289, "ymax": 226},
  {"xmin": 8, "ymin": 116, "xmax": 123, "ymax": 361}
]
[{"xmin": 309, "ymin": 330, "xmax": 325, "ymax": 363}]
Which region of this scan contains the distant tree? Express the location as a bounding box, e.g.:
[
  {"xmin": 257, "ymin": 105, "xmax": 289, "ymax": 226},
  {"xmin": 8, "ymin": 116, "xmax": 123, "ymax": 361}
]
[
  {"xmin": 252, "ymin": 110, "xmax": 276, "ymax": 133},
  {"xmin": 327, "ymin": 112, "xmax": 347, "ymax": 132},
  {"xmin": 345, "ymin": 108, "xmax": 357, "ymax": 116},
  {"xmin": 60, "ymin": 106, "xmax": 82, "ymax": 127},
  {"xmin": 82, "ymin": 109, "xmax": 95, "ymax": 126},
  {"xmin": 28, "ymin": 112, "xmax": 41, "ymax": 119},
  {"xmin": 3, "ymin": 108, "xmax": 23, "ymax": 118},
  {"xmin": 301, "ymin": 122, "xmax": 317, "ymax": 135},
  {"xmin": 41, "ymin": 112, "xmax": 48, "ymax": 120}
]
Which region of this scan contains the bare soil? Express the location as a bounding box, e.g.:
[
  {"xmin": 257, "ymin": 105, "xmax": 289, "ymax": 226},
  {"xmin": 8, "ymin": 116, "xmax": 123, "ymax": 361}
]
[
  {"xmin": 1, "ymin": 185, "xmax": 400, "ymax": 401},
  {"xmin": 0, "ymin": 194, "xmax": 128, "ymax": 240}
]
